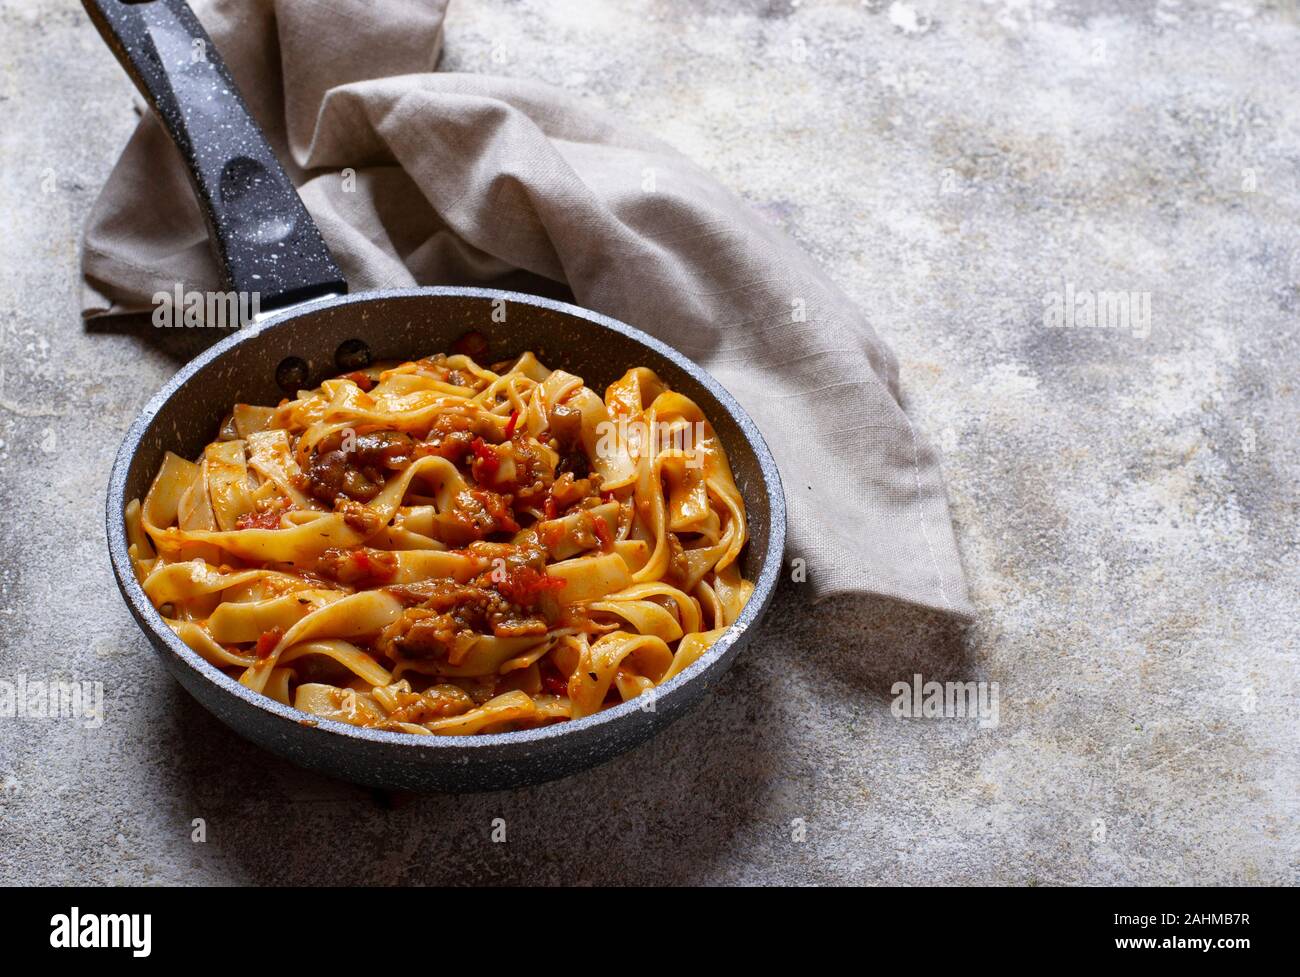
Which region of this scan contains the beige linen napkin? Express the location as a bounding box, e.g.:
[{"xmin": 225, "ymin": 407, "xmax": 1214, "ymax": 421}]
[{"xmin": 82, "ymin": 0, "xmax": 973, "ymax": 618}]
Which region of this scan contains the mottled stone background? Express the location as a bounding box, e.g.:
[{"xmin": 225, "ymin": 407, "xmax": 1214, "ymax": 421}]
[{"xmin": 0, "ymin": 0, "xmax": 1296, "ymax": 885}]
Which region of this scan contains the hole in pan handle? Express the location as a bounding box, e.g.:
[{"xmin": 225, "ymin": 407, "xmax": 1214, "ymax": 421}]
[{"xmin": 82, "ymin": 0, "xmax": 349, "ymax": 314}]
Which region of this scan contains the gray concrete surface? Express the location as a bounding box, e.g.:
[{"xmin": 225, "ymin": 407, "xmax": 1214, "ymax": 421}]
[{"xmin": 1, "ymin": 0, "xmax": 1296, "ymax": 885}]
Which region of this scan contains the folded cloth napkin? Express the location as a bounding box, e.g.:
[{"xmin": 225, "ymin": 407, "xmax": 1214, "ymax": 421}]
[{"xmin": 82, "ymin": 0, "xmax": 973, "ymax": 618}]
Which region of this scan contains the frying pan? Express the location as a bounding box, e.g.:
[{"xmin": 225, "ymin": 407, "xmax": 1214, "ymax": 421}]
[{"xmin": 93, "ymin": 0, "xmax": 785, "ymax": 791}]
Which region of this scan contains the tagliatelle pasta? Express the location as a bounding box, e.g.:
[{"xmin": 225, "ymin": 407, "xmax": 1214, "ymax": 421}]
[{"xmin": 126, "ymin": 345, "xmax": 753, "ymax": 735}]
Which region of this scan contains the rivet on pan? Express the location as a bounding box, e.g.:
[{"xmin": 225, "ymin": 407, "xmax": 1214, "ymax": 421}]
[
  {"xmin": 275, "ymin": 356, "xmax": 309, "ymax": 393},
  {"xmin": 335, "ymin": 338, "xmax": 371, "ymax": 371}
]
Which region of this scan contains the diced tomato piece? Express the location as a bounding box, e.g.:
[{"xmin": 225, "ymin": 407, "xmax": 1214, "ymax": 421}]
[
  {"xmin": 352, "ymin": 550, "xmax": 397, "ymax": 583},
  {"xmin": 235, "ymin": 507, "xmax": 283, "ymax": 530},
  {"xmin": 540, "ymin": 661, "xmax": 570, "ymax": 698},
  {"xmin": 254, "ymin": 627, "xmax": 284, "ymax": 659},
  {"xmin": 343, "ymin": 371, "xmax": 374, "ymax": 391},
  {"xmin": 592, "ymin": 514, "xmax": 612, "ymax": 550},
  {"xmin": 470, "ymin": 437, "xmax": 500, "ymax": 481}
]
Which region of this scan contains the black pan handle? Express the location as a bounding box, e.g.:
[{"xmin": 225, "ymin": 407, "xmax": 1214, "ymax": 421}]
[{"xmin": 84, "ymin": 0, "xmax": 348, "ymax": 313}]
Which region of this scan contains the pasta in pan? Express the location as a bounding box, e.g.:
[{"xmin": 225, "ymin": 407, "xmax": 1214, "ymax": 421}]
[{"xmin": 126, "ymin": 345, "xmax": 753, "ymax": 735}]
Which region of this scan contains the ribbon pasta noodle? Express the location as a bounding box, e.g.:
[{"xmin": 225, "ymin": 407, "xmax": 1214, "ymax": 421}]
[{"xmin": 127, "ymin": 346, "xmax": 753, "ymax": 735}]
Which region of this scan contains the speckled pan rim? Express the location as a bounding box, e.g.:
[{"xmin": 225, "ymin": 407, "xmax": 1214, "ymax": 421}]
[{"xmin": 106, "ymin": 286, "xmax": 787, "ymax": 753}]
